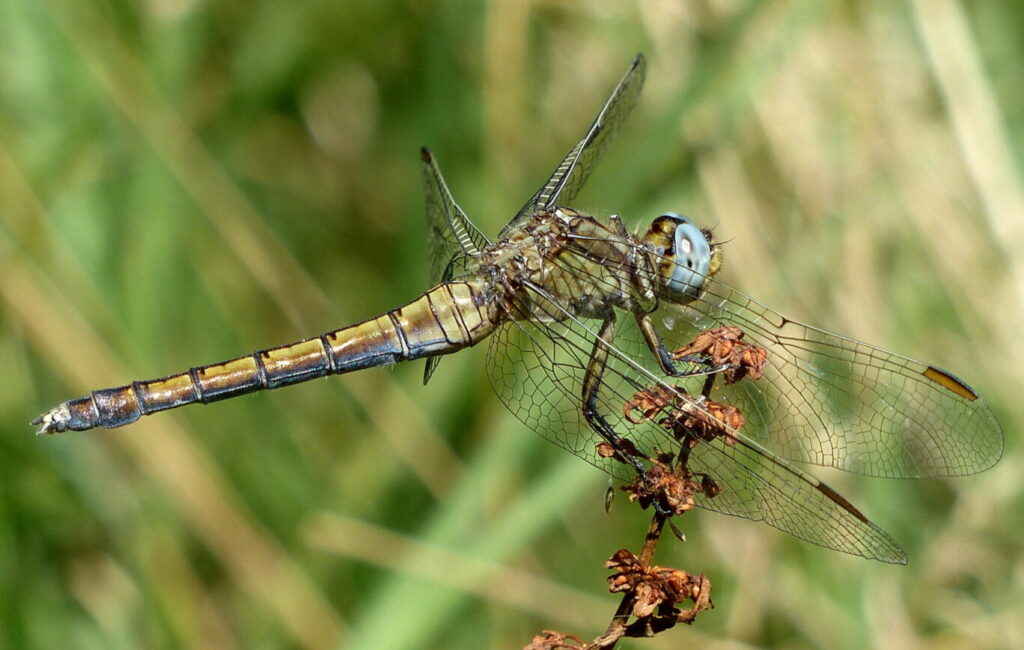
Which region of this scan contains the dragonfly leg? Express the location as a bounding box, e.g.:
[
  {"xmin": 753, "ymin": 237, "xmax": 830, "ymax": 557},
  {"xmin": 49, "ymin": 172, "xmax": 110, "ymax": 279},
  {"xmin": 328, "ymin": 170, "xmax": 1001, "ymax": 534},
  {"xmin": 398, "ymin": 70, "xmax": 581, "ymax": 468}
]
[
  {"xmin": 633, "ymin": 312, "xmax": 698, "ymax": 376},
  {"xmin": 634, "ymin": 312, "xmax": 740, "ymax": 380},
  {"xmin": 582, "ymin": 314, "xmax": 647, "ymax": 477},
  {"xmin": 671, "ymin": 359, "xmax": 735, "ymax": 379},
  {"xmin": 634, "ymin": 311, "xmax": 689, "ymax": 376}
]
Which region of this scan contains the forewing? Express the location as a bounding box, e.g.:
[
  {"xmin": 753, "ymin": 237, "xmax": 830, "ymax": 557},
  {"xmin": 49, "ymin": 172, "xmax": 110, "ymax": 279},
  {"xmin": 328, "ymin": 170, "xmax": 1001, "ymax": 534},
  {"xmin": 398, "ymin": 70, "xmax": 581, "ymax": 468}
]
[
  {"xmin": 501, "ymin": 55, "xmax": 646, "ymax": 235},
  {"xmin": 487, "ymin": 277, "xmax": 907, "ymax": 563},
  {"xmin": 641, "ymin": 273, "xmax": 1004, "ymax": 479},
  {"xmin": 421, "ymin": 147, "xmax": 490, "ymax": 284},
  {"xmin": 421, "ymin": 148, "xmax": 491, "ymax": 384}
]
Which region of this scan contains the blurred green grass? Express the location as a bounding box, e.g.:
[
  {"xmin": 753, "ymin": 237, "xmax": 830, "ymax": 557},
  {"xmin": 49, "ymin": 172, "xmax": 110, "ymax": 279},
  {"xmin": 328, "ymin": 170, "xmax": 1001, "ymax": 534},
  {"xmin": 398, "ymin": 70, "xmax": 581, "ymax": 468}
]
[{"xmin": 1, "ymin": 1, "xmax": 1021, "ymax": 648}]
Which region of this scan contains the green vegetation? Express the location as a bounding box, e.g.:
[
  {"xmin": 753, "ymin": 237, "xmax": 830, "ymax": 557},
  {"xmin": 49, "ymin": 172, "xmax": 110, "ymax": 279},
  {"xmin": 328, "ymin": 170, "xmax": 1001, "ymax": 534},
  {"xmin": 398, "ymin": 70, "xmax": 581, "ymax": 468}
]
[{"xmin": 1, "ymin": 1, "xmax": 1020, "ymax": 647}]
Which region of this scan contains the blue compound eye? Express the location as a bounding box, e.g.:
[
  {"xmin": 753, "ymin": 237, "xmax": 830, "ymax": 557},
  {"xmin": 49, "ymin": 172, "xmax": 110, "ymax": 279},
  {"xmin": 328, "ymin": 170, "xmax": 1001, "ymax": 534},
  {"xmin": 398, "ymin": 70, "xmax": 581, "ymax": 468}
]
[{"xmin": 665, "ymin": 214, "xmax": 711, "ymax": 299}]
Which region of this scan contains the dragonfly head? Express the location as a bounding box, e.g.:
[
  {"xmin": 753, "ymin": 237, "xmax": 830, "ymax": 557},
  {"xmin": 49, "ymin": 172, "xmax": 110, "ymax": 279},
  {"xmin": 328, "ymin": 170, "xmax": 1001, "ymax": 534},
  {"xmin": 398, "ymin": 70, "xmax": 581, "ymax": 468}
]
[{"xmin": 642, "ymin": 213, "xmax": 720, "ymax": 300}]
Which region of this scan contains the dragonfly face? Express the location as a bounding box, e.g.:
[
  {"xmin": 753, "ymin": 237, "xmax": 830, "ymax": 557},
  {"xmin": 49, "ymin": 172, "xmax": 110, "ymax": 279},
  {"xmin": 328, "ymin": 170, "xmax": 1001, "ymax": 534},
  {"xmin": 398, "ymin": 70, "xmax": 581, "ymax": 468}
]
[
  {"xmin": 35, "ymin": 54, "xmax": 1002, "ymax": 565},
  {"xmin": 642, "ymin": 213, "xmax": 722, "ymax": 302}
]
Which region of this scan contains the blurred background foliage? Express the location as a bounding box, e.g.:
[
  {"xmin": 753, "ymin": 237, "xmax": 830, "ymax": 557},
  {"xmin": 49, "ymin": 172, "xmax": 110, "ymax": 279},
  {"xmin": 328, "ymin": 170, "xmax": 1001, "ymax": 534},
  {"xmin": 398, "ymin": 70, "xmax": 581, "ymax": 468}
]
[{"xmin": 1, "ymin": 0, "xmax": 1021, "ymax": 648}]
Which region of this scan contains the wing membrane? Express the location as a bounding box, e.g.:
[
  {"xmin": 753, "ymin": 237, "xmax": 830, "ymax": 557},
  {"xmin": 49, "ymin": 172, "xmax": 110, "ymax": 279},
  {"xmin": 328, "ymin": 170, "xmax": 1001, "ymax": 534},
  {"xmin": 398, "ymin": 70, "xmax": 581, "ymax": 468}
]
[
  {"xmin": 641, "ymin": 272, "xmax": 1004, "ymax": 478},
  {"xmin": 501, "ymin": 55, "xmax": 646, "ymax": 236},
  {"xmin": 421, "ymin": 148, "xmax": 491, "ymax": 383},
  {"xmin": 486, "ymin": 278, "xmax": 907, "ymax": 563},
  {"xmin": 421, "ymin": 147, "xmax": 490, "ymax": 284}
]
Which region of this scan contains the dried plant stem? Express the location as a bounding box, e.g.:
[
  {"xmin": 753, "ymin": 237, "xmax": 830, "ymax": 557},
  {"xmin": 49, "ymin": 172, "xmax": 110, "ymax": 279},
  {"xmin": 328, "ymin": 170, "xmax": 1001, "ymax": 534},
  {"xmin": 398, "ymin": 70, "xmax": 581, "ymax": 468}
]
[{"xmin": 592, "ymin": 510, "xmax": 669, "ymax": 648}]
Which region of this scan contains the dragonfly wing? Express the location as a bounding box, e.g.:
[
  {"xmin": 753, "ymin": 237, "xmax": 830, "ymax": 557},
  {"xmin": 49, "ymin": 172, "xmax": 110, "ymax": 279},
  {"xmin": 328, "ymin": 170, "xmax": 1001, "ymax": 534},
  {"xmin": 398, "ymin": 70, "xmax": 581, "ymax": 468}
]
[
  {"xmin": 682, "ymin": 424, "xmax": 907, "ymax": 563},
  {"xmin": 501, "ymin": 55, "xmax": 646, "ymax": 236},
  {"xmin": 486, "ymin": 313, "xmax": 635, "ymax": 481},
  {"xmin": 421, "ymin": 147, "xmax": 490, "ymax": 284},
  {"xmin": 639, "ymin": 274, "xmax": 1004, "ymax": 478},
  {"xmin": 488, "ymin": 278, "xmax": 907, "ymax": 562},
  {"xmin": 421, "ymin": 148, "xmax": 490, "ymax": 384}
]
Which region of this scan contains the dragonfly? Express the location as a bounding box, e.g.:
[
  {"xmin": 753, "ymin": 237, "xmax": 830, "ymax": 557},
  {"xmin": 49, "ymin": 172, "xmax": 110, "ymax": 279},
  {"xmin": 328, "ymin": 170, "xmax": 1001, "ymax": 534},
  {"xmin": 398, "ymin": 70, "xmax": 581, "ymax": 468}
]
[{"xmin": 34, "ymin": 55, "xmax": 1002, "ymax": 564}]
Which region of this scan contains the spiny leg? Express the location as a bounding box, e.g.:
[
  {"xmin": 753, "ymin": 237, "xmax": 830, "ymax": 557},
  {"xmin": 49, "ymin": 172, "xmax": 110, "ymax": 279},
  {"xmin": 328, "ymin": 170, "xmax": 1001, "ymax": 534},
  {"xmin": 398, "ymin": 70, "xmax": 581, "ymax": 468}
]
[
  {"xmin": 582, "ymin": 313, "xmax": 648, "ymax": 478},
  {"xmin": 633, "ymin": 312, "xmax": 734, "ymax": 379}
]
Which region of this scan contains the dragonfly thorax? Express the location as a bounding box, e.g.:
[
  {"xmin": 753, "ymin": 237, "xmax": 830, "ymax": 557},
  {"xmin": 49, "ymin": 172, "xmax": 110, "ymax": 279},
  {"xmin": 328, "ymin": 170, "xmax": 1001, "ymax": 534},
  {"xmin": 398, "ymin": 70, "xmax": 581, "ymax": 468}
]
[
  {"xmin": 479, "ymin": 208, "xmax": 647, "ymax": 322},
  {"xmin": 642, "ymin": 213, "xmax": 720, "ymax": 302}
]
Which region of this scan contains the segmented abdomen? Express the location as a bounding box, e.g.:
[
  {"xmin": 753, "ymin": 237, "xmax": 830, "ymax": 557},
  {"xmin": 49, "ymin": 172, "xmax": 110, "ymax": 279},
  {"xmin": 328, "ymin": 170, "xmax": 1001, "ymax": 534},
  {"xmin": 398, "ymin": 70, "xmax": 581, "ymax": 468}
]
[{"xmin": 33, "ymin": 279, "xmax": 496, "ymax": 433}]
